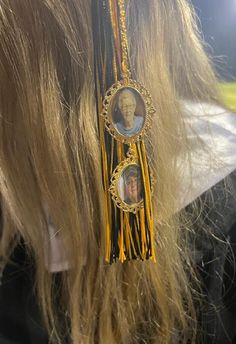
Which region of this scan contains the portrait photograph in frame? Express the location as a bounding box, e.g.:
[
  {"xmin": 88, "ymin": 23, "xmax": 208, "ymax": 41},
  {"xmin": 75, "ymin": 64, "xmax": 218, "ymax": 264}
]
[
  {"xmin": 109, "ymin": 160, "xmax": 144, "ymax": 213},
  {"xmin": 101, "ymin": 79, "xmax": 155, "ymax": 144},
  {"xmin": 110, "ymin": 87, "xmax": 145, "ymax": 138},
  {"xmin": 119, "ymin": 164, "xmax": 143, "ymax": 205}
]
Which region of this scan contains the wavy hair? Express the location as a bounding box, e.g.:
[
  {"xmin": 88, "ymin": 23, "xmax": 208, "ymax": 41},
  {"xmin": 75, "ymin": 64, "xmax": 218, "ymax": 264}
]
[{"xmin": 0, "ymin": 0, "xmax": 219, "ymax": 343}]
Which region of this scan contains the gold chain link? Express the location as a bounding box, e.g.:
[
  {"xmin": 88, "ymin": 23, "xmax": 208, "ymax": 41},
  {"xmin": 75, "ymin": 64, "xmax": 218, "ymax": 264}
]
[{"xmin": 118, "ymin": 0, "xmax": 131, "ymax": 80}]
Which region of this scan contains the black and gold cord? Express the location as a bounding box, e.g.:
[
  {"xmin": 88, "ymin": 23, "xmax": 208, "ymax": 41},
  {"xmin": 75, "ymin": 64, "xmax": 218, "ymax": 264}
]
[{"xmin": 92, "ymin": 0, "xmax": 156, "ymax": 263}]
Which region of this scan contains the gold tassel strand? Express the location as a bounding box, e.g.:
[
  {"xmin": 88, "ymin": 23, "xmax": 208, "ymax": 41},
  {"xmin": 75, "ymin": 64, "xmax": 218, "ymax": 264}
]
[{"xmin": 100, "ymin": 0, "xmax": 157, "ymax": 262}]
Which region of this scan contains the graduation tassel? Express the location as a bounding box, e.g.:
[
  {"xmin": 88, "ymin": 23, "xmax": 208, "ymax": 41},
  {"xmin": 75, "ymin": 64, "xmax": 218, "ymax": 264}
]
[{"xmin": 92, "ymin": 0, "xmax": 156, "ymax": 263}]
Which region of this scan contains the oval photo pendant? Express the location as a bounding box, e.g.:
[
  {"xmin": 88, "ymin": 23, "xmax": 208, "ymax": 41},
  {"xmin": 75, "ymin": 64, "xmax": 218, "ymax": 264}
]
[
  {"xmin": 109, "ymin": 158, "xmax": 144, "ymax": 213},
  {"xmin": 101, "ymin": 79, "xmax": 155, "ymax": 144}
]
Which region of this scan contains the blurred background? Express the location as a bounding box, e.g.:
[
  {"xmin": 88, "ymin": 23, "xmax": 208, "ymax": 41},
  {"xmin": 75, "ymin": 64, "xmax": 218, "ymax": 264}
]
[{"xmin": 192, "ymin": 0, "xmax": 236, "ymax": 111}]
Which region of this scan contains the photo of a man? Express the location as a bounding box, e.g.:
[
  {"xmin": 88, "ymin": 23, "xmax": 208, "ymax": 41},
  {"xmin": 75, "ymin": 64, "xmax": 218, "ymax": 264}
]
[
  {"xmin": 115, "ymin": 89, "xmax": 144, "ymax": 137},
  {"xmin": 123, "ymin": 165, "xmax": 143, "ymax": 205}
]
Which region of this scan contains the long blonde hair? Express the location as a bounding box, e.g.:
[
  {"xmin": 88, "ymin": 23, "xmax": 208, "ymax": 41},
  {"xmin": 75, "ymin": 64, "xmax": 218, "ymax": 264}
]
[{"xmin": 0, "ymin": 0, "xmax": 219, "ymax": 343}]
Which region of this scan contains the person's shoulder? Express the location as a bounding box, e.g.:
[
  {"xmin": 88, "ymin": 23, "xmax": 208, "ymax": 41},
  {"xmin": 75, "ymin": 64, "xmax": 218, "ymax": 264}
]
[
  {"xmin": 182, "ymin": 101, "xmax": 236, "ymax": 138},
  {"xmin": 115, "ymin": 121, "xmax": 124, "ymax": 130},
  {"xmin": 134, "ymin": 115, "xmax": 144, "ymax": 131},
  {"xmin": 124, "ymin": 197, "xmax": 132, "ymax": 205},
  {"xmin": 180, "ymin": 105, "xmax": 236, "ymax": 344},
  {"xmin": 191, "ymin": 168, "xmax": 236, "ymax": 343},
  {"xmin": 135, "ymin": 115, "xmax": 143, "ymax": 124},
  {"xmin": 178, "ymin": 100, "xmax": 236, "ymax": 210}
]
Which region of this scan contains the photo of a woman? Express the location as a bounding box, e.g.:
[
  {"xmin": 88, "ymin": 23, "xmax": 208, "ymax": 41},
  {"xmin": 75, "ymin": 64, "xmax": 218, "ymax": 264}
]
[{"xmin": 113, "ymin": 88, "xmax": 144, "ymax": 137}]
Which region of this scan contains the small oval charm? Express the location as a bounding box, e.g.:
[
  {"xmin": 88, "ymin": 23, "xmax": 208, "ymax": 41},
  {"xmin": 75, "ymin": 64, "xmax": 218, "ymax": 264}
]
[
  {"xmin": 109, "ymin": 157, "xmax": 144, "ymax": 213},
  {"xmin": 101, "ymin": 79, "xmax": 155, "ymax": 144}
]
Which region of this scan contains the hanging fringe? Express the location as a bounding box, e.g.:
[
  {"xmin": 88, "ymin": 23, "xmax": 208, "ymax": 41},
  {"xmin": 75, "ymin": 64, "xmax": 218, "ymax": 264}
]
[{"xmin": 92, "ymin": 0, "xmax": 156, "ymax": 263}]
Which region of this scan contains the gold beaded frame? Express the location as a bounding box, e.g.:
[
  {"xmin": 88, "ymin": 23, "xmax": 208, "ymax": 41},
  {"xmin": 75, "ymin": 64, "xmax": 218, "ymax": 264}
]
[
  {"xmin": 101, "ymin": 79, "xmax": 155, "ymax": 144},
  {"xmin": 109, "ymin": 157, "xmax": 144, "ymax": 213}
]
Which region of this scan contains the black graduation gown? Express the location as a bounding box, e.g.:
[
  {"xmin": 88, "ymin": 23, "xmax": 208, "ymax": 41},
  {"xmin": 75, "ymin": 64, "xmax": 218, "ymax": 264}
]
[{"xmin": 0, "ymin": 170, "xmax": 236, "ymax": 344}]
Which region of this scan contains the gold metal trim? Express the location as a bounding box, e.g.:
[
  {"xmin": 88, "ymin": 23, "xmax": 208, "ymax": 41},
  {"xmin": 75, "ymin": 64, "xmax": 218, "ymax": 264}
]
[
  {"xmin": 101, "ymin": 79, "xmax": 155, "ymax": 144},
  {"xmin": 109, "ymin": 157, "xmax": 144, "ymax": 214}
]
